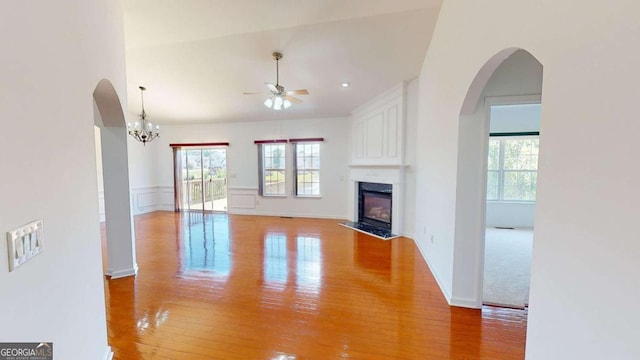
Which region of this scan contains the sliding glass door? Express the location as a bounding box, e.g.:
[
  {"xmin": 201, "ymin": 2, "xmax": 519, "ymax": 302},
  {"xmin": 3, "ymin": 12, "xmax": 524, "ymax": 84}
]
[{"xmin": 176, "ymin": 148, "xmax": 227, "ymax": 212}]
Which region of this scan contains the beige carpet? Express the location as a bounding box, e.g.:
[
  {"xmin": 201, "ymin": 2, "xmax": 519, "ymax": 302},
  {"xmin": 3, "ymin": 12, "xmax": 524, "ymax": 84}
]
[{"xmin": 483, "ymin": 228, "xmax": 533, "ymax": 308}]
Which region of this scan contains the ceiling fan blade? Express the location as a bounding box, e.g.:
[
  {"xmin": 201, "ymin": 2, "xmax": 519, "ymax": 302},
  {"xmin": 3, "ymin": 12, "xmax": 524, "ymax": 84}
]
[
  {"xmin": 243, "ymin": 92, "xmax": 265, "ymax": 95},
  {"xmin": 265, "ymin": 83, "xmax": 278, "ymax": 92},
  {"xmin": 287, "ymin": 89, "xmax": 309, "ymax": 95},
  {"xmin": 285, "ymin": 95, "xmax": 303, "ymax": 104}
]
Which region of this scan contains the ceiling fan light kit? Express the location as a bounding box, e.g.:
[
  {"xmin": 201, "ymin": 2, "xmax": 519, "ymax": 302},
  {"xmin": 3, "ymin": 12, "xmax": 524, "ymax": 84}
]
[{"xmin": 244, "ymin": 51, "xmax": 309, "ymax": 111}]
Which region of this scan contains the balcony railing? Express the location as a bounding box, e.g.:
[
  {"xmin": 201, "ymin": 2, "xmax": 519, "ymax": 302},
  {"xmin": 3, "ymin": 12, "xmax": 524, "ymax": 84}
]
[{"xmin": 184, "ymin": 178, "xmax": 226, "ymax": 203}]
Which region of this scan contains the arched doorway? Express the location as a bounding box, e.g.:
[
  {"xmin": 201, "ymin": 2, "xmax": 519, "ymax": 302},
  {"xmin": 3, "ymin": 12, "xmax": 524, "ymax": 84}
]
[
  {"xmin": 452, "ymin": 48, "xmax": 543, "ymax": 308},
  {"xmin": 93, "ymin": 79, "xmax": 138, "ymax": 278}
]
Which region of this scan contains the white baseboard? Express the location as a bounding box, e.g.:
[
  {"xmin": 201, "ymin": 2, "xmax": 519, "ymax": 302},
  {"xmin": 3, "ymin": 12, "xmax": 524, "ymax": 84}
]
[
  {"xmin": 450, "ymin": 296, "xmax": 482, "ymax": 309},
  {"xmin": 227, "ymin": 209, "xmax": 346, "ymax": 220},
  {"xmin": 413, "ymin": 242, "xmax": 480, "ymax": 308},
  {"xmin": 103, "ymin": 347, "xmax": 114, "ymax": 360},
  {"xmin": 412, "ymin": 238, "xmax": 452, "ymax": 306},
  {"xmin": 155, "ymin": 204, "xmax": 174, "ymax": 212},
  {"xmin": 105, "ymin": 264, "xmax": 138, "ymax": 279}
]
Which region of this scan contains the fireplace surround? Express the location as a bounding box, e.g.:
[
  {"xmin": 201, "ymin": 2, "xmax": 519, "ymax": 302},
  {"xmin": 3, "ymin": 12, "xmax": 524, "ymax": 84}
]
[{"xmin": 340, "ymin": 165, "xmax": 404, "ymax": 240}]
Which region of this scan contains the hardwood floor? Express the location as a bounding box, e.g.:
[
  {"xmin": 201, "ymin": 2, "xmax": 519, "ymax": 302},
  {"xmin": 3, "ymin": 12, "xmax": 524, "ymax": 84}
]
[{"xmin": 103, "ymin": 212, "xmax": 527, "ymax": 359}]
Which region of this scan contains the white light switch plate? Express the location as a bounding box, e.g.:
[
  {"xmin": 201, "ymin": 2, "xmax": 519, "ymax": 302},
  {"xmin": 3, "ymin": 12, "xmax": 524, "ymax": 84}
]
[{"xmin": 7, "ymin": 219, "xmax": 43, "ymax": 272}]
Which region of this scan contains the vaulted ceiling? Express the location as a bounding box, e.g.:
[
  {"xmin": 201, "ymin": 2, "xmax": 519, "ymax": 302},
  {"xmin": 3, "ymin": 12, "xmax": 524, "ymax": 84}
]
[{"xmin": 123, "ymin": 0, "xmax": 442, "ymax": 124}]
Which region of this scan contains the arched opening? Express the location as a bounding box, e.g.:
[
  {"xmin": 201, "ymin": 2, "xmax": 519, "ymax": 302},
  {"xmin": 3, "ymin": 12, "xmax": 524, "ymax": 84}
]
[
  {"xmin": 452, "ymin": 49, "xmax": 543, "ymax": 309},
  {"xmin": 93, "ymin": 79, "xmax": 138, "ymax": 279}
]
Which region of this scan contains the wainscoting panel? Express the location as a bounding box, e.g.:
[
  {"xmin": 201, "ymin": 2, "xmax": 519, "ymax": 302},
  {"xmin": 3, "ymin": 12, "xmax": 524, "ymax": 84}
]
[
  {"xmin": 137, "ymin": 191, "xmax": 156, "ymax": 208},
  {"xmin": 386, "ymin": 105, "xmax": 399, "ymax": 158},
  {"xmin": 157, "ymin": 186, "xmax": 175, "ymax": 211},
  {"xmin": 228, "ymin": 188, "xmax": 257, "ymax": 211},
  {"xmin": 131, "ymin": 186, "xmax": 174, "ymax": 215},
  {"xmin": 350, "ymin": 83, "xmax": 405, "ymax": 166},
  {"xmin": 354, "ymin": 121, "xmax": 364, "ymax": 161},
  {"xmin": 365, "ymin": 113, "xmax": 384, "ymax": 159}
]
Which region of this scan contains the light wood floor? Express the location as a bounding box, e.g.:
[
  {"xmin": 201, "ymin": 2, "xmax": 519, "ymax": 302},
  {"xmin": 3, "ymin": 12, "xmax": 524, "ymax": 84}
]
[{"xmin": 103, "ymin": 212, "xmax": 527, "ymax": 359}]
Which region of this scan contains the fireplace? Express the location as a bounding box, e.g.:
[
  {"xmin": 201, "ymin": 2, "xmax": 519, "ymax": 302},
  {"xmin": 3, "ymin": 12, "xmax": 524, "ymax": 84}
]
[
  {"xmin": 341, "ymin": 165, "xmax": 404, "ymax": 240},
  {"xmin": 339, "ymin": 181, "xmax": 398, "ymax": 240},
  {"xmin": 358, "ymin": 182, "xmax": 392, "ymax": 231}
]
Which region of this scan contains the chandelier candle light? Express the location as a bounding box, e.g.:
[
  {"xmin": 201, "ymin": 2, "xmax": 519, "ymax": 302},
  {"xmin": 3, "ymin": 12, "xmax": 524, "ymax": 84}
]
[{"xmin": 128, "ymin": 86, "xmax": 159, "ymax": 145}]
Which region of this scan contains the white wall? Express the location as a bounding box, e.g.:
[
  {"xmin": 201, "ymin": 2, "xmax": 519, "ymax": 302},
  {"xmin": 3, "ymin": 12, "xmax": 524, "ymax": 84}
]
[
  {"xmin": 0, "ymin": 0, "xmax": 126, "ymax": 359},
  {"xmin": 126, "ymin": 128, "xmax": 169, "ymax": 215},
  {"xmin": 95, "ymin": 127, "xmax": 106, "ymax": 221},
  {"xmin": 486, "ymin": 202, "xmax": 535, "ymax": 228},
  {"xmin": 149, "ymin": 117, "xmax": 349, "ymax": 219},
  {"xmin": 403, "ymin": 79, "xmax": 419, "ymax": 237},
  {"xmin": 415, "ymin": 1, "xmax": 640, "ymax": 359},
  {"xmin": 489, "ymin": 103, "xmax": 541, "ymax": 133}
]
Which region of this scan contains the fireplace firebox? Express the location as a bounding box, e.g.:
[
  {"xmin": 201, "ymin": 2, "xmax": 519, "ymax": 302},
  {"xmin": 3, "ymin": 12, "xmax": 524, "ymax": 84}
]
[
  {"xmin": 358, "ymin": 182, "xmax": 392, "ymax": 231},
  {"xmin": 339, "ymin": 182, "xmax": 398, "ymax": 240}
]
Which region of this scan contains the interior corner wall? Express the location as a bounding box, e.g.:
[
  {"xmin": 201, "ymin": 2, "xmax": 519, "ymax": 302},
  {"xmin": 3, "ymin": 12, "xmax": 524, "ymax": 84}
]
[
  {"xmin": 416, "ymin": 1, "xmax": 640, "ymax": 359},
  {"xmin": 0, "ymin": 0, "xmax": 126, "ymax": 359},
  {"xmin": 403, "ymin": 78, "xmax": 419, "ymax": 238},
  {"xmin": 126, "ymin": 122, "xmax": 165, "ymax": 214},
  {"xmin": 95, "ymin": 126, "xmax": 106, "ymax": 221},
  {"xmin": 150, "ymin": 117, "xmax": 349, "ymax": 219}
]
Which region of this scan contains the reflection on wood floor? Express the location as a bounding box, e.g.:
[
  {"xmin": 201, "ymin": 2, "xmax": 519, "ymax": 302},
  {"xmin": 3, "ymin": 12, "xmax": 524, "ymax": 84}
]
[{"xmin": 103, "ymin": 211, "xmax": 527, "ymax": 359}]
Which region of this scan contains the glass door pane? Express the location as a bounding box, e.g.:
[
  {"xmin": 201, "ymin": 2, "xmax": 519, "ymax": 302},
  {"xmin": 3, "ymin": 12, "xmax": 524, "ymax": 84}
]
[
  {"xmin": 180, "ymin": 150, "xmax": 190, "ymax": 210},
  {"xmin": 205, "ymin": 148, "xmax": 227, "ymax": 212},
  {"xmin": 203, "ymin": 149, "xmax": 213, "ymax": 211},
  {"xmin": 176, "ymin": 147, "xmax": 227, "ymax": 212},
  {"xmin": 186, "ymin": 149, "xmax": 204, "ymax": 211}
]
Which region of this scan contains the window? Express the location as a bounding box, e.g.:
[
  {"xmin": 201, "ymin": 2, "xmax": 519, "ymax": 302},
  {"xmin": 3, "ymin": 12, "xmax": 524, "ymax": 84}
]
[
  {"xmin": 293, "ymin": 142, "xmax": 320, "ymax": 196},
  {"xmin": 260, "ymin": 143, "xmax": 286, "ymax": 196},
  {"xmin": 487, "ymin": 136, "xmax": 539, "ymax": 201}
]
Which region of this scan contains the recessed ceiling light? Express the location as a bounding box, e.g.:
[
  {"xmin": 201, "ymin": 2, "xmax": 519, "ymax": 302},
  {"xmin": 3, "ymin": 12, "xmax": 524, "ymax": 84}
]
[{"xmin": 341, "ymin": 81, "xmax": 350, "ymax": 88}]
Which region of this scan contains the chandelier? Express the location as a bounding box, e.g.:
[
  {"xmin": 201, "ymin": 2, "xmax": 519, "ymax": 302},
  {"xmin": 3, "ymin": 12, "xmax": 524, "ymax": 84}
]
[{"xmin": 128, "ymin": 86, "xmax": 159, "ymax": 145}]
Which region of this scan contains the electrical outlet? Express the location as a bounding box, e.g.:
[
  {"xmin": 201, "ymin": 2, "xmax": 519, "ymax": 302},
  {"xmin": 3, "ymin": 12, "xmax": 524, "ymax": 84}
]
[
  {"xmin": 7, "ymin": 219, "xmax": 43, "ymax": 272},
  {"xmin": 430, "ymin": 235, "xmax": 434, "ymax": 244}
]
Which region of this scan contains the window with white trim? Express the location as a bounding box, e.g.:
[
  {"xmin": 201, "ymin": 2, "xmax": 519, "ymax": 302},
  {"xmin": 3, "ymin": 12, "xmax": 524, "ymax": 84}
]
[
  {"xmin": 260, "ymin": 143, "xmax": 286, "ymax": 196},
  {"xmin": 487, "ymin": 136, "xmax": 539, "ymax": 201},
  {"xmin": 293, "ymin": 142, "xmax": 320, "ymax": 196}
]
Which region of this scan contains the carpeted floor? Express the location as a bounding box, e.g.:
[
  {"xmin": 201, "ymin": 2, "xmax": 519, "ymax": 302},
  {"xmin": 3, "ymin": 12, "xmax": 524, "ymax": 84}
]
[{"xmin": 483, "ymin": 227, "xmax": 533, "ymax": 308}]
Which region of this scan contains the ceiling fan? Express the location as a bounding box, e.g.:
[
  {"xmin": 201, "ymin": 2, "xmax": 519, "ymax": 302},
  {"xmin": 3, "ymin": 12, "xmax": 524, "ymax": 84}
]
[{"xmin": 243, "ymin": 51, "xmax": 309, "ymax": 110}]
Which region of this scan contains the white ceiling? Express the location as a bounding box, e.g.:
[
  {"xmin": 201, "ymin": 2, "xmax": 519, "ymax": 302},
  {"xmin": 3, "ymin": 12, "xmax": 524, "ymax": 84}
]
[{"xmin": 123, "ymin": 0, "xmax": 442, "ymax": 124}]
